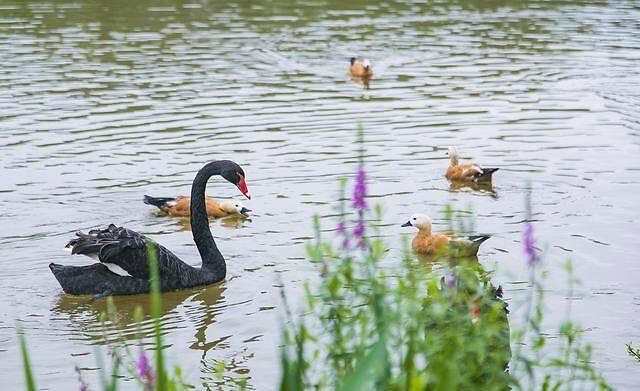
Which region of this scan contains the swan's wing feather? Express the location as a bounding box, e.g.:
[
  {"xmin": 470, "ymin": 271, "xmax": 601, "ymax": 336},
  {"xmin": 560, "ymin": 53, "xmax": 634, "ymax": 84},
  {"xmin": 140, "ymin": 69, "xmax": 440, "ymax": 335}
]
[{"xmin": 68, "ymin": 224, "xmax": 185, "ymax": 281}]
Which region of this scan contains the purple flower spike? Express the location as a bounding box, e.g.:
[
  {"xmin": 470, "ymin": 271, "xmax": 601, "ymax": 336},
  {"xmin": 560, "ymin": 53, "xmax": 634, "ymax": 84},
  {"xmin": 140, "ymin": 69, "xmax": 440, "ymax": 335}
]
[
  {"xmin": 136, "ymin": 351, "xmax": 155, "ymax": 388},
  {"xmin": 444, "ymin": 270, "xmax": 457, "ymax": 287},
  {"xmin": 353, "ymin": 220, "xmax": 366, "ymax": 248},
  {"xmin": 353, "ymin": 220, "xmax": 365, "ymax": 239},
  {"xmin": 342, "ymin": 237, "xmax": 350, "ymax": 249},
  {"xmin": 352, "ymin": 167, "xmax": 367, "ymax": 211},
  {"xmin": 523, "ymin": 223, "xmax": 538, "ymax": 266}
]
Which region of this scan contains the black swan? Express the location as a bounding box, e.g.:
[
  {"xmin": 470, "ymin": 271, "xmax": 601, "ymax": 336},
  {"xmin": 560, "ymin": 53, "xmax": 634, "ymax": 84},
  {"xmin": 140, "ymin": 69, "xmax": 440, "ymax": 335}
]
[{"xmin": 49, "ymin": 160, "xmax": 250, "ymax": 297}]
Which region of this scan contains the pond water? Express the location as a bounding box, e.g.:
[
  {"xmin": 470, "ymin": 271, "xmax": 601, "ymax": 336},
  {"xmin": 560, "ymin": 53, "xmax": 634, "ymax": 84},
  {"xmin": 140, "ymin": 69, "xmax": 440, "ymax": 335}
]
[{"xmin": 1, "ymin": 0, "xmax": 639, "ymax": 389}]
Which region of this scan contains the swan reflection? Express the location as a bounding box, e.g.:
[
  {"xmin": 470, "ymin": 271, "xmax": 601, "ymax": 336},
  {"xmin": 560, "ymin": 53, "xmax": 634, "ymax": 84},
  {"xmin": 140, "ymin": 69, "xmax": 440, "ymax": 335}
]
[{"xmin": 52, "ymin": 285, "xmax": 226, "ymax": 350}]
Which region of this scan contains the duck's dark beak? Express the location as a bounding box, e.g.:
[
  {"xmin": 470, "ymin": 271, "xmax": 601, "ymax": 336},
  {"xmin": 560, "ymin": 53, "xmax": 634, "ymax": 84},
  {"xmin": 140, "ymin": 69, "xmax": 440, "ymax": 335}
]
[
  {"xmin": 240, "ymin": 207, "xmax": 251, "ymax": 217},
  {"xmin": 401, "ymin": 221, "xmax": 412, "ymax": 227}
]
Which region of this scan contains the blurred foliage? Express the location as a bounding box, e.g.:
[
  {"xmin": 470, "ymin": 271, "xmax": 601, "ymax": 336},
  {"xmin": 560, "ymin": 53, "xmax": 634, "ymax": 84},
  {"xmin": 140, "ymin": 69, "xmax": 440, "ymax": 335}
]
[{"xmin": 279, "ymin": 177, "xmax": 611, "ymax": 390}]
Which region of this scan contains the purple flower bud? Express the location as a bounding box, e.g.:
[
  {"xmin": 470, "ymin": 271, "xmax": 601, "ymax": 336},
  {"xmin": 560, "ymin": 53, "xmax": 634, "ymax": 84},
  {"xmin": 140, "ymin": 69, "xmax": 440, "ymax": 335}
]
[
  {"xmin": 444, "ymin": 271, "xmax": 457, "ymax": 287},
  {"xmin": 342, "ymin": 237, "xmax": 350, "ymax": 249},
  {"xmin": 352, "ymin": 167, "xmax": 367, "ymax": 211},
  {"xmin": 336, "ymin": 222, "xmax": 346, "ymax": 235},
  {"xmin": 353, "ymin": 220, "xmax": 366, "ymax": 248},
  {"xmin": 523, "ymin": 223, "xmax": 538, "ymax": 266},
  {"xmin": 353, "ymin": 220, "xmax": 365, "ymax": 239},
  {"xmin": 136, "ymin": 351, "xmax": 155, "ymax": 388},
  {"xmin": 80, "ymin": 385, "xmax": 88, "ymax": 391}
]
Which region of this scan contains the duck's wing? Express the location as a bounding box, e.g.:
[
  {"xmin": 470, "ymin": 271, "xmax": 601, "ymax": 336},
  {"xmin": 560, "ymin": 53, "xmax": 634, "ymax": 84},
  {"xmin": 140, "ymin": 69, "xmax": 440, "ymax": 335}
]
[
  {"xmin": 449, "ymin": 234, "xmax": 491, "ymax": 256},
  {"xmin": 66, "ymin": 224, "xmax": 186, "ymax": 281},
  {"xmin": 461, "ymin": 163, "xmax": 484, "ymax": 179},
  {"xmin": 171, "ymin": 197, "xmax": 192, "ymax": 215},
  {"xmin": 143, "ymin": 195, "xmax": 179, "ymax": 209},
  {"xmin": 463, "ymin": 164, "xmax": 499, "ymax": 181}
]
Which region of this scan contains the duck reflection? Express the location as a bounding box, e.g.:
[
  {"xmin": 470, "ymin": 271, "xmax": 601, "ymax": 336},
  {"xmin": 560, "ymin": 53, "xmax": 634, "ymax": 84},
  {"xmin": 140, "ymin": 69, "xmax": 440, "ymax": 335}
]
[
  {"xmin": 170, "ymin": 215, "xmax": 251, "ymax": 231},
  {"xmin": 415, "ymin": 252, "xmax": 480, "ymax": 265},
  {"xmin": 350, "ymin": 75, "xmax": 371, "ymax": 89},
  {"xmin": 449, "ymin": 180, "xmax": 498, "ymax": 198},
  {"xmin": 51, "ymin": 284, "xmax": 226, "ymax": 354}
]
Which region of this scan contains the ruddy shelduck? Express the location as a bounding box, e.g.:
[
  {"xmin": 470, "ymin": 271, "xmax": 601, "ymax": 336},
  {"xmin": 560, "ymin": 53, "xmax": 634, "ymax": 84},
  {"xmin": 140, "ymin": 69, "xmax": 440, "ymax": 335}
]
[
  {"xmin": 445, "ymin": 147, "xmax": 499, "ymax": 183},
  {"xmin": 401, "ymin": 213, "xmax": 490, "ymax": 257},
  {"xmin": 349, "ymin": 57, "xmax": 373, "ymax": 77},
  {"xmin": 144, "ymin": 195, "xmax": 250, "ymax": 218}
]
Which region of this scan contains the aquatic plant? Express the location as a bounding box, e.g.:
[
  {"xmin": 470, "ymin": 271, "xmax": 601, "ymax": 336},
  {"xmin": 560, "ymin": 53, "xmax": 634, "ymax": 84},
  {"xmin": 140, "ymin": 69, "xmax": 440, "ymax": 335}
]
[
  {"xmin": 279, "ymin": 164, "xmax": 611, "ymax": 390},
  {"xmin": 626, "ymin": 343, "xmax": 640, "ymax": 363}
]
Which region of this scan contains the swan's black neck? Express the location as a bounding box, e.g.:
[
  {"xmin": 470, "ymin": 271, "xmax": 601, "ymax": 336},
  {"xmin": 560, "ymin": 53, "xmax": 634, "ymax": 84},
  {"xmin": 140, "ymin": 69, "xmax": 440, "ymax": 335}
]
[{"xmin": 190, "ymin": 161, "xmax": 228, "ymax": 280}]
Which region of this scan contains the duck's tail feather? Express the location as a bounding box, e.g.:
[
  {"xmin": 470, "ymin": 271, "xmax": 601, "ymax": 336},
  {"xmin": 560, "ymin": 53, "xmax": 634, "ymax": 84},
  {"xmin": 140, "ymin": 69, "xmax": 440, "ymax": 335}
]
[
  {"xmin": 467, "ymin": 234, "xmax": 491, "ymax": 254},
  {"xmin": 468, "ymin": 234, "xmax": 491, "ymax": 244},
  {"xmin": 477, "ymin": 168, "xmax": 499, "ymax": 180},
  {"xmin": 143, "ymin": 195, "xmax": 176, "ymax": 209},
  {"xmin": 49, "ymin": 262, "xmax": 149, "ymax": 296}
]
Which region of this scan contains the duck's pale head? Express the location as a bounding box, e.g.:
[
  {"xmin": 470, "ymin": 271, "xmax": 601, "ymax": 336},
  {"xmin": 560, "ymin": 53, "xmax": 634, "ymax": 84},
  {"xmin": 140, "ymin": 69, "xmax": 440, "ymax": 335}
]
[
  {"xmin": 401, "ymin": 213, "xmax": 432, "ymax": 232},
  {"xmin": 220, "ymin": 201, "xmax": 251, "ymax": 217}
]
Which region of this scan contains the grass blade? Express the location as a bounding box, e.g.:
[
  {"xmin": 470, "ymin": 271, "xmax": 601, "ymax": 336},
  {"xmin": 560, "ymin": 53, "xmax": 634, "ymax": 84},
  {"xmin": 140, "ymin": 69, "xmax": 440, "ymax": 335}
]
[{"xmin": 17, "ymin": 325, "xmax": 37, "ymax": 391}]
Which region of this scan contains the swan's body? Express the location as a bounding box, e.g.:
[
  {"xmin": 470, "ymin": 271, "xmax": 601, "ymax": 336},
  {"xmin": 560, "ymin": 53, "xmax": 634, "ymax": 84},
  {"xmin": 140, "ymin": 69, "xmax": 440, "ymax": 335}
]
[
  {"xmin": 445, "ymin": 147, "xmax": 499, "ymax": 183},
  {"xmin": 349, "ymin": 57, "xmax": 373, "ymax": 77},
  {"xmin": 402, "ymin": 214, "xmax": 490, "ymax": 257},
  {"xmin": 144, "ymin": 195, "xmax": 250, "ymax": 218},
  {"xmin": 49, "ymin": 160, "xmax": 251, "ymax": 297}
]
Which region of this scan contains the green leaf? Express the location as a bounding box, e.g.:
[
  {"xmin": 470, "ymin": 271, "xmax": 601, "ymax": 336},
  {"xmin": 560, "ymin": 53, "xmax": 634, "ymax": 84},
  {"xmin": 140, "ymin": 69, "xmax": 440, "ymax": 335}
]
[
  {"xmin": 338, "ymin": 339, "xmax": 387, "ymax": 391},
  {"xmin": 17, "ymin": 326, "xmax": 37, "ymax": 391}
]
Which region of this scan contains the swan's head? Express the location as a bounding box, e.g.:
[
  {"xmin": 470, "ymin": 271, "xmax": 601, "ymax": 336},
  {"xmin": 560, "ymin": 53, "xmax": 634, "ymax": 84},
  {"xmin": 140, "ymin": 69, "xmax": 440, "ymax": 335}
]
[
  {"xmin": 401, "ymin": 213, "xmax": 432, "ymax": 232},
  {"xmin": 220, "ymin": 201, "xmax": 251, "ymax": 217},
  {"xmin": 219, "ymin": 161, "xmax": 251, "ymax": 199},
  {"xmin": 446, "ymin": 146, "xmax": 459, "ymax": 165}
]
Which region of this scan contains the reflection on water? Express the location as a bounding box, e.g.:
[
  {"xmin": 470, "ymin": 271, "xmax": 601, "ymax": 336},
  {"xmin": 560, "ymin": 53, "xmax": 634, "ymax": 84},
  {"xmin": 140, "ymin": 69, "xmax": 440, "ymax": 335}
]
[
  {"xmin": 51, "ymin": 286, "xmax": 225, "ymax": 345},
  {"xmin": 350, "ymin": 75, "xmax": 372, "ymax": 90},
  {"xmin": 448, "ymin": 181, "xmax": 497, "ymax": 198},
  {"xmin": 162, "ymin": 215, "xmax": 251, "ymax": 232},
  {"xmin": 1, "ymin": 0, "xmax": 639, "ymax": 389}
]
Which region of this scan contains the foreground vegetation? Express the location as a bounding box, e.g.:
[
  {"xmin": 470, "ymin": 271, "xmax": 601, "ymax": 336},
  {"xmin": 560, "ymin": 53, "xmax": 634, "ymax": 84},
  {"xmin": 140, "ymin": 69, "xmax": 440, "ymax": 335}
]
[
  {"xmin": 18, "ymin": 163, "xmax": 611, "ymax": 390},
  {"xmin": 279, "ymin": 164, "xmax": 610, "ymax": 390}
]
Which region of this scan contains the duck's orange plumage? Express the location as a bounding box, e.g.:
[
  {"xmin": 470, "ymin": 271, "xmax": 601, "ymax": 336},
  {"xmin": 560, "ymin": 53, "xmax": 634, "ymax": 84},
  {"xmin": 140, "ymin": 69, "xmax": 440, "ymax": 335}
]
[
  {"xmin": 445, "ymin": 147, "xmax": 499, "ymax": 183},
  {"xmin": 349, "ymin": 57, "xmax": 373, "ymax": 77},
  {"xmin": 402, "ymin": 213, "xmax": 490, "ymax": 257},
  {"xmin": 411, "ymin": 230, "xmax": 451, "ymax": 255},
  {"xmin": 144, "ymin": 195, "xmax": 249, "ymax": 218}
]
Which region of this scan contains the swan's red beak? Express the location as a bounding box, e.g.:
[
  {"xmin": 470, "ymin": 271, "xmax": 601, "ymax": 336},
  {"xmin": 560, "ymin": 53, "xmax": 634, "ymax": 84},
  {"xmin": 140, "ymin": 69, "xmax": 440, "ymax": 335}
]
[{"xmin": 236, "ymin": 174, "xmax": 250, "ymax": 199}]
